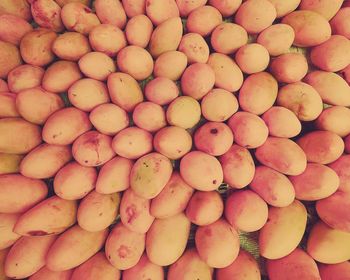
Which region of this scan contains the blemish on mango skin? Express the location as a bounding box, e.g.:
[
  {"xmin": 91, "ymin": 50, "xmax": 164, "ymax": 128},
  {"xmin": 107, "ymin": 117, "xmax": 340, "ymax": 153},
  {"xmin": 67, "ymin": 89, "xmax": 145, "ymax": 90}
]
[
  {"xmin": 27, "ymin": 230, "xmax": 49, "ymax": 236},
  {"xmin": 117, "ymin": 245, "xmax": 131, "ymax": 258}
]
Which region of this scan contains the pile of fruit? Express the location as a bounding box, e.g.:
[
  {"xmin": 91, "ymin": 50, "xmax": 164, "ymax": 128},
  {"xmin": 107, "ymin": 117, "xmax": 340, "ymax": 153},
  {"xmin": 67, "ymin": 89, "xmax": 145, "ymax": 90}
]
[{"xmin": 1, "ymin": 0, "xmax": 350, "ymax": 279}]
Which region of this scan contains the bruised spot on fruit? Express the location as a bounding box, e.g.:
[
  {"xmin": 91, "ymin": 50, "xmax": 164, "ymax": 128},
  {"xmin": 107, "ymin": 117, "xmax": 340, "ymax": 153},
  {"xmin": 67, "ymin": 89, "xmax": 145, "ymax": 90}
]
[
  {"xmin": 210, "ymin": 128, "xmax": 218, "ymax": 134},
  {"xmin": 118, "ymin": 245, "xmax": 131, "ymax": 258},
  {"xmin": 27, "ymin": 230, "xmax": 48, "ymax": 236},
  {"xmin": 126, "ymin": 205, "xmax": 137, "ymax": 223},
  {"xmin": 212, "ymin": 179, "xmax": 217, "ymax": 184}
]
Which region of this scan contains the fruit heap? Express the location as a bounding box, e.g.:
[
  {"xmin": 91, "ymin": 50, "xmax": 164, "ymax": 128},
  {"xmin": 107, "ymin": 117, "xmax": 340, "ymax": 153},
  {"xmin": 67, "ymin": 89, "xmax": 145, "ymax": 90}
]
[{"xmin": 1, "ymin": 0, "xmax": 350, "ymax": 279}]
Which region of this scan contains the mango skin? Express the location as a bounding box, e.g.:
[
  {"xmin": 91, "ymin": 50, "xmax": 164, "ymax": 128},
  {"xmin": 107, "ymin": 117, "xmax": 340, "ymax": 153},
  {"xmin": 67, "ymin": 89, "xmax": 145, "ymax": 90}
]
[
  {"xmin": 0, "ymin": 213, "xmax": 21, "ymax": 250},
  {"xmin": 319, "ymin": 262, "xmax": 350, "ymax": 280},
  {"xmin": 0, "ymin": 153, "xmax": 23, "ymax": 175},
  {"xmin": 14, "ymin": 196, "xmax": 77, "ymax": 236},
  {"xmin": 29, "ymin": 266, "xmax": 73, "ymax": 280},
  {"xmin": 259, "ymin": 200, "xmax": 307, "ymax": 259},
  {"xmin": 122, "ymin": 254, "xmax": 164, "ymax": 280},
  {"xmin": 0, "ymin": 248, "xmax": 10, "ymax": 280},
  {"xmin": 168, "ymin": 248, "xmax": 213, "ymax": 280},
  {"xmin": 46, "ymin": 225, "xmax": 108, "ymax": 271},
  {"xmin": 307, "ymin": 221, "xmax": 350, "ymax": 264},
  {"xmin": 146, "ymin": 213, "xmax": 191, "ymax": 266},
  {"xmin": 0, "ymin": 174, "xmax": 47, "ymax": 214}
]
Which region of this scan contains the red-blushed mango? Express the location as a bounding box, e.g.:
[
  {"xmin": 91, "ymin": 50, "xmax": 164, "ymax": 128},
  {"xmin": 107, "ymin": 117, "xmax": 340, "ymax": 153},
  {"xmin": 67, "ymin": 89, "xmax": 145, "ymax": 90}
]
[
  {"xmin": 20, "ymin": 144, "xmax": 72, "ymax": 179},
  {"xmin": 0, "ymin": 41, "xmax": 21, "ymax": 79},
  {"xmin": 207, "ymin": 52, "xmax": 243, "ymax": 92},
  {"xmin": 179, "ymin": 33, "xmax": 209, "ymax": 64},
  {"xmin": 186, "ymin": 5, "xmax": 222, "ymax": 36},
  {"xmin": 250, "ymin": 166, "xmax": 295, "ymax": 207},
  {"xmin": 53, "ymin": 32, "xmax": 91, "ymax": 61},
  {"xmin": 211, "ymin": 22, "xmax": 248, "ymax": 55},
  {"xmin": 209, "ymin": 0, "xmax": 242, "ymax": 17},
  {"xmin": 235, "ymin": 43, "xmax": 270, "ymax": 74},
  {"xmin": 299, "ymin": 0, "xmax": 343, "ymax": 20},
  {"xmin": 20, "ymin": 29, "xmax": 57, "ymax": 67},
  {"xmin": 316, "ymin": 106, "xmax": 350, "ymax": 137},
  {"xmin": 166, "ymin": 96, "xmax": 201, "ymax": 129},
  {"xmin": 132, "ymin": 102, "xmax": 166, "ymax": 132},
  {"xmin": 331, "ymin": 8, "xmax": 350, "ymax": 39},
  {"xmin": 168, "ymin": 248, "xmax": 213, "ymax": 280},
  {"xmin": 228, "ymin": 112, "xmax": 268, "ymax": 149},
  {"xmin": 78, "ymin": 52, "xmax": 115, "ymax": 81},
  {"xmin": 270, "ymin": 53, "xmax": 308, "ymax": 83},
  {"xmin": 149, "ymin": 17, "xmax": 183, "ymax": 58},
  {"xmin": 72, "ymin": 131, "xmax": 115, "ymax": 167},
  {"xmin": 14, "ymin": 196, "xmax": 77, "ymax": 236},
  {"xmin": 282, "ymin": 10, "xmax": 331, "ymax": 47},
  {"xmin": 122, "ymin": 0, "xmax": 146, "ymax": 17},
  {"xmin": 153, "ymin": 51, "xmax": 188, "ymax": 81},
  {"xmin": 42, "ymin": 60, "xmax": 82, "ymax": 93},
  {"xmin": 108, "ymin": 72, "xmax": 144, "ymax": 112},
  {"xmin": 96, "ymin": 156, "xmax": 133, "ymax": 193},
  {"xmin": 43, "ymin": 107, "xmax": 92, "ymax": 145},
  {"xmin": 78, "ymin": 191, "xmax": 120, "ymax": 232},
  {"xmin": 259, "ymin": 200, "xmax": 307, "ymax": 259},
  {"xmin": 94, "ymin": 0, "xmax": 126, "ymax": 28},
  {"xmin": 89, "ymin": 24, "xmax": 126, "ymax": 57},
  {"xmin": 195, "ymin": 219, "xmax": 239, "ymax": 268},
  {"xmin": 186, "ymin": 190, "xmax": 223, "ymax": 226},
  {"xmin": 201, "ymin": 88, "xmax": 238, "ymax": 122},
  {"xmin": 30, "ymin": 0, "xmax": 64, "ymax": 32},
  {"xmin": 239, "ymin": 72, "xmax": 278, "ymax": 115},
  {"xmin": 0, "ymin": 93, "xmax": 19, "ymax": 118},
  {"xmin": 235, "ymin": 0, "xmax": 276, "ymax": 34},
  {"xmin": 297, "ymin": 131, "xmax": 344, "ymax": 164},
  {"xmin": 0, "ymin": 118, "xmax": 41, "ymax": 154},
  {"xmin": 328, "ymin": 155, "xmax": 350, "ymax": 193},
  {"xmin": 316, "ymin": 191, "xmax": 350, "ymax": 233},
  {"xmin": 46, "ymin": 225, "xmax": 108, "ymax": 271},
  {"xmin": 257, "ymin": 24, "xmax": 295, "ymax": 56},
  {"xmin": 145, "ymin": 0, "xmax": 179, "ymax": 26},
  {"xmin": 105, "ymin": 223, "xmax": 145, "ymax": 270},
  {"xmin": 0, "ymin": 248, "xmax": 9, "ymax": 280},
  {"xmin": 125, "ymin": 15, "xmax": 153, "ymax": 48},
  {"xmin": 194, "ymin": 122, "xmax": 233, "ymax": 156},
  {"xmin": 0, "ymin": 213, "xmax": 21, "ymax": 250},
  {"xmin": 304, "ymin": 71, "xmax": 350, "ymax": 107},
  {"xmin": 145, "ymin": 77, "xmax": 179, "ymax": 105},
  {"xmin": 29, "ymin": 266, "xmax": 73, "ymax": 280},
  {"xmin": 70, "ymin": 252, "xmax": 120, "ymax": 280},
  {"xmin": 0, "ymin": 14, "xmax": 33, "ymax": 45},
  {"xmin": 180, "ymin": 151, "xmax": 223, "ymax": 191},
  {"xmin": 54, "ymin": 161, "xmax": 97, "ymax": 200},
  {"xmin": 61, "ymin": 3, "xmax": 100, "ymax": 34},
  {"xmin": 68, "ymin": 78, "xmax": 110, "ymax": 112},
  {"xmin": 154, "ymin": 126, "xmax": 192, "ymax": 160},
  {"xmin": 112, "ymin": 127, "xmax": 153, "ymax": 159},
  {"xmin": 310, "ymin": 35, "xmax": 350, "ymax": 72},
  {"xmin": 90, "ymin": 104, "xmax": 129, "ymax": 136},
  {"xmin": 267, "ymin": 0, "xmax": 300, "ymax": 17},
  {"xmin": 181, "ymin": 63, "xmax": 215, "ymax": 100},
  {"xmin": 119, "ymin": 188, "xmax": 155, "ymax": 234},
  {"xmin": 150, "ymin": 171, "xmax": 194, "ymax": 219},
  {"xmin": 117, "ymin": 46, "xmax": 154, "ymax": 81},
  {"xmin": 219, "ymin": 144, "xmax": 255, "ymax": 189},
  {"xmin": 216, "ymin": 249, "xmax": 261, "ymax": 280},
  {"xmin": 225, "ymin": 190, "xmax": 268, "ymax": 232},
  {"xmin": 266, "ymin": 248, "xmax": 321, "ymax": 280},
  {"xmin": 256, "ymin": 137, "xmax": 307, "ymax": 176},
  {"xmin": 146, "ymin": 213, "xmax": 190, "ymax": 266},
  {"xmin": 4, "ymin": 235, "xmax": 57, "ymax": 279},
  {"xmin": 0, "ymin": 0, "xmax": 31, "ymax": 21},
  {"xmin": 0, "ymin": 174, "xmax": 47, "ymax": 214},
  {"xmin": 307, "ymin": 221, "xmax": 350, "ymax": 264},
  {"xmin": 289, "ymin": 163, "xmax": 339, "ymax": 201},
  {"xmin": 319, "ymin": 262, "xmax": 350, "ymax": 280},
  {"xmin": 277, "ymin": 82, "xmax": 323, "ymax": 121},
  {"xmin": 262, "ymin": 106, "xmax": 302, "ymax": 138},
  {"xmin": 0, "ymin": 153, "xmax": 23, "ymax": 175},
  {"xmin": 122, "ymin": 253, "xmax": 164, "ymax": 280},
  {"xmin": 8, "ymin": 65, "xmax": 44, "ymax": 93},
  {"xmin": 130, "ymin": 152, "xmax": 173, "ymax": 199},
  {"xmin": 16, "ymin": 87, "xmax": 64, "ymax": 125},
  {"xmin": 176, "ymin": 0, "xmax": 207, "ymax": 16}
]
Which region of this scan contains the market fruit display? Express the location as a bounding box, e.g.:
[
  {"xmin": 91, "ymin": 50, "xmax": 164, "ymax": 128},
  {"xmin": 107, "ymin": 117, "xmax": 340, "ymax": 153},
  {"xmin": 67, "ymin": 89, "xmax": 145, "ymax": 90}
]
[{"xmin": 0, "ymin": 0, "xmax": 350, "ymax": 279}]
